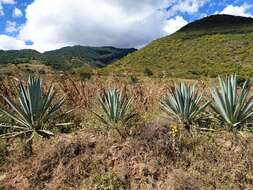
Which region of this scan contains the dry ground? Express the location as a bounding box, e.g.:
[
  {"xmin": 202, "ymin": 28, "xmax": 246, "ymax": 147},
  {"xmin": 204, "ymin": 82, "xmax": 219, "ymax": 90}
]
[{"xmin": 0, "ymin": 75, "xmax": 253, "ymax": 190}]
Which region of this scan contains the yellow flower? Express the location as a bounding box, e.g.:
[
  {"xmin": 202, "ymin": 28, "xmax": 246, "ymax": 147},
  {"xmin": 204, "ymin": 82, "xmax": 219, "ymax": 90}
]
[{"xmin": 170, "ymin": 123, "xmax": 179, "ymax": 138}]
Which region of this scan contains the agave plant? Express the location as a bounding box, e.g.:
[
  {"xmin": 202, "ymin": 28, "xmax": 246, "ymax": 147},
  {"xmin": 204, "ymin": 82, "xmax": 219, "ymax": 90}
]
[
  {"xmin": 0, "ymin": 76, "xmax": 65, "ymax": 154},
  {"xmin": 211, "ymin": 75, "xmax": 253, "ymax": 130},
  {"xmin": 160, "ymin": 82, "xmax": 209, "ymax": 131},
  {"xmin": 93, "ymin": 88, "xmax": 136, "ymax": 138}
]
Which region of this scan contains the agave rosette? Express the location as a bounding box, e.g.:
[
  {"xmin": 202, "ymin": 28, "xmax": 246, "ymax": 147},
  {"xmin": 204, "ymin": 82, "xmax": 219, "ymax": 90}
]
[
  {"xmin": 0, "ymin": 76, "xmax": 65, "ymax": 141},
  {"xmin": 211, "ymin": 75, "xmax": 253, "ymax": 129},
  {"xmin": 160, "ymin": 82, "xmax": 209, "ymax": 128}
]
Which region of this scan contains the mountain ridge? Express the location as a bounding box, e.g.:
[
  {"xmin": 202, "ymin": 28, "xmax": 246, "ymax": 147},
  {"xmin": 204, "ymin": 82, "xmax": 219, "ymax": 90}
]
[
  {"xmin": 178, "ymin": 14, "xmax": 253, "ymax": 33},
  {"xmin": 0, "ymin": 45, "xmax": 137, "ymax": 71},
  {"xmin": 104, "ymin": 14, "xmax": 253, "ymax": 78}
]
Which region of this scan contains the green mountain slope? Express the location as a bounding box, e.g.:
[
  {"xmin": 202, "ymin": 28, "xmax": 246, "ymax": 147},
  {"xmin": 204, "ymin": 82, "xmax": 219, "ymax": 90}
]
[
  {"xmin": 42, "ymin": 46, "xmax": 136, "ymax": 70},
  {"xmin": 0, "ymin": 49, "xmax": 41, "ymax": 64},
  {"xmin": 106, "ymin": 15, "xmax": 253, "ymax": 78},
  {"xmin": 0, "ymin": 46, "xmax": 136, "ymax": 71}
]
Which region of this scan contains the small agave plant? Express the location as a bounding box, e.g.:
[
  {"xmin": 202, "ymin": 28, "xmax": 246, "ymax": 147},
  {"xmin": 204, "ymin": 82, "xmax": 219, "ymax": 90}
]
[
  {"xmin": 0, "ymin": 75, "xmax": 65, "ymax": 155},
  {"xmin": 94, "ymin": 88, "xmax": 136, "ymax": 138},
  {"xmin": 211, "ymin": 75, "xmax": 253, "ymax": 131},
  {"xmin": 160, "ymin": 82, "xmax": 209, "ymax": 131}
]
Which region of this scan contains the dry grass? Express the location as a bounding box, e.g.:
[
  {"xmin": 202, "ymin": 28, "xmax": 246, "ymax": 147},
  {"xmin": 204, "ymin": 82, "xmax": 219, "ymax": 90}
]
[
  {"xmin": 0, "ymin": 74, "xmax": 253, "ymax": 190},
  {"xmin": 1, "ymin": 124, "xmax": 253, "ymax": 190}
]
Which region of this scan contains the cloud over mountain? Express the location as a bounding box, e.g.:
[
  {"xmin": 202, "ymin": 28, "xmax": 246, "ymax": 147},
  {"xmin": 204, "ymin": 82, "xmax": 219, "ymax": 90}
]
[
  {"xmin": 19, "ymin": 0, "xmax": 171, "ymax": 52},
  {"xmin": 0, "ymin": 0, "xmax": 252, "ymax": 51}
]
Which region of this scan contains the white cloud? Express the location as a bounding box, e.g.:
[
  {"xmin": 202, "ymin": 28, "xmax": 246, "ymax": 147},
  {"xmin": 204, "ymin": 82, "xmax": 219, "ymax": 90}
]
[
  {"xmin": 13, "ymin": 7, "xmax": 22, "ymax": 17},
  {"xmin": 19, "ymin": 0, "xmax": 171, "ymax": 52},
  {"xmin": 164, "ymin": 16, "xmax": 188, "ymax": 34},
  {"xmin": 220, "ymin": 4, "xmax": 253, "ymax": 17},
  {"xmin": 0, "ymin": 35, "xmax": 28, "ymax": 50},
  {"xmin": 5, "ymin": 21, "xmax": 19, "ymax": 33}
]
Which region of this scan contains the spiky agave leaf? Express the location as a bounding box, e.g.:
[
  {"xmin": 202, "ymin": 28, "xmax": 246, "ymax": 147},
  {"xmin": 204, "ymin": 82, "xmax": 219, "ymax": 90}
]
[
  {"xmin": 160, "ymin": 82, "xmax": 209, "ymax": 128},
  {"xmin": 211, "ymin": 75, "xmax": 253, "ymax": 130},
  {"xmin": 0, "ymin": 75, "xmax": 65, "ymax": 140},
  {"xmin": 94, "ymin": 88, "xmax": 135, "ymax": 136}
]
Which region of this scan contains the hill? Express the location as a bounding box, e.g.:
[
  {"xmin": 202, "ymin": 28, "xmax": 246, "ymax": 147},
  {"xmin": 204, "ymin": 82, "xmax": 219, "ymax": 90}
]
[
  {"xmin": 0, "ymin": 46, "xmax": 136, "ymax": 71},
  {"xmin": 42, "ymin": 46, "xmax": 136, "ymax": 70},
  {"xmin": 105, "ymin": 14, "xmax": 253, "ymax": 78},
  {"xmin": 0, "ymin": 49, "xmax": 41, "ymax": 65}
]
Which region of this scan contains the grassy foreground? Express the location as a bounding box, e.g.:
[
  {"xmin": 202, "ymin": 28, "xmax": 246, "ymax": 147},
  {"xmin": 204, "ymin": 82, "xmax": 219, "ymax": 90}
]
[{"xmin": 0, "ymin": 74, "xmax": 253, "ymax": 190}]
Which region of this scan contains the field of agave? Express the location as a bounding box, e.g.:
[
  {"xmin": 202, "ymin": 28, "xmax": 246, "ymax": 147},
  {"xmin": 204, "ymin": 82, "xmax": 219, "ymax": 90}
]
[{"xmin": 0, "ymin": 74, "xmax": 253, "ymax": 189}]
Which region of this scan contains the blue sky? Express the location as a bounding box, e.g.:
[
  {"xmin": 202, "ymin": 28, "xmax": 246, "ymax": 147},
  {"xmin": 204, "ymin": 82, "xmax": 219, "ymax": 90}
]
[
  {"xmin": 0, "ymin": 0, "xmax": 253, "ymax": 52},
  {"xmin": 0, "ymin": 0, "xmax": 29, "ymax": 34}
]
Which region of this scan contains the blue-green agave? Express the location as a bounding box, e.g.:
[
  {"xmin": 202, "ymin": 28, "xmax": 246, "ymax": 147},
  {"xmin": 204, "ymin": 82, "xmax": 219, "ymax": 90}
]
[
  {"xmin": 160, "ymin": 82, "xmax": 209, "ymax": 130},
  {"xmin": 94, "ymin": 88, "xmax": 135, "ymax": 137},
  {"xmin": 211, "ymin": 75, "xmax": 253, "ymax": 130},
  {"xmin": 0, "ymin": 76, "xmax": 65, "ymax": 141}
]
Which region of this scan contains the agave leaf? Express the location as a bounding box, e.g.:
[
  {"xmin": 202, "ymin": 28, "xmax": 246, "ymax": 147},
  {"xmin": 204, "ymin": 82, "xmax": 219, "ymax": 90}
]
[
  {"xmin": 1, "ymin": 96, "xmax": 31, "ymax": 127},
  {"xmin": 55, "ymin": 122, "xmax": 74, "ymax": 126},
  {"xmin": 92, "ymin": 110, "xmax": 110, "ymax": 126},
  {"xmin": 26, "ymin": 131, "xmax": 36, "ymax": 143},
  {"xmin": 37, "ymin": 129, "xmax": 54, "ymax": 138},
  {"xmin": 0, "ymin": 107, "xmax": 31, "ymax": 128},
  {"xmin": 0, "ymin": 124, "xmax": 30, "ymax": 130},
  {"xmin": 0, "ymin": 131, "xmax": 31, "ymax": 139},
  {"xmin": 44, "ymin": 97, "xmax": 65, "ymax": 121},
  {"xmin": 211, "ymin": 75, "xmax": 253, "ymax": 129}
]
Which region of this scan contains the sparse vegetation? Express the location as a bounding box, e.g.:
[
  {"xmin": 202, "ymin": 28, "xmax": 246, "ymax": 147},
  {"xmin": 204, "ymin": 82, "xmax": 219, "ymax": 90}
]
[
  {"xmin": 0, "ymin": 74, "xmax": 252, "ymax": 189},
  {"xmin": 104, "ymin": 15, "xmax": 253, "ymax": 78},
  {"xmin": 1, "ymin": 14, "xmax": 253, "ymax": 190}
]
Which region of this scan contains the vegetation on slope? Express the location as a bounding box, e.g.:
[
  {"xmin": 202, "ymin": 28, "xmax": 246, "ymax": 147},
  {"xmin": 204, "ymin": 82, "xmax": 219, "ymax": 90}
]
[
  {"xmin": 0, "ymin": 49, "xmax": 41, "ymax": 65},
  {"xmin": 42, "ymin": 46, "xmax": 136, "ymax": 70},
  {"xmin": 105, "ymin": 15, "xmax": 253, "ymax": 78},
  {"xmin": 0, "ymin": 46, "xmax": 136, "ymax": 71}
]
